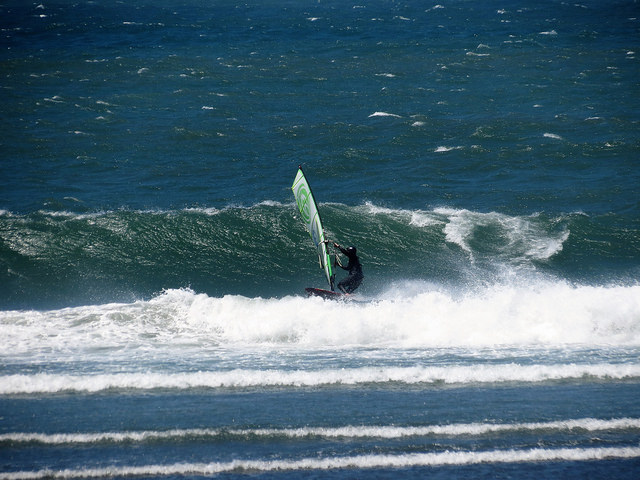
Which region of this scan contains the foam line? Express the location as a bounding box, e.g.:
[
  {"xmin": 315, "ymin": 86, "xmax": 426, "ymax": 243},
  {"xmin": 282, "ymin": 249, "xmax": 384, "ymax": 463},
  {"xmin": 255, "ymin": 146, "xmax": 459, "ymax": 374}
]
[
  {"xmin": 1, "ymin": 418, "xmax": 638, "ymax": 445},
  {"xmin": 1, "ymin": 363, "xmax": 639, "ymax": 394},
  {"xmin": 2, "ymin": 447, "xmax": 639, "ymax": 479}
]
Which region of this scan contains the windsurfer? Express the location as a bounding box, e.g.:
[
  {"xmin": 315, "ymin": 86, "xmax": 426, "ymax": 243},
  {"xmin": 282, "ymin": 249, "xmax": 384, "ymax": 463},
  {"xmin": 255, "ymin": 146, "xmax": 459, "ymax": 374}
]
[{"xmin": 333, "ymin": 243, "xmax": 363, "ymax": 294}]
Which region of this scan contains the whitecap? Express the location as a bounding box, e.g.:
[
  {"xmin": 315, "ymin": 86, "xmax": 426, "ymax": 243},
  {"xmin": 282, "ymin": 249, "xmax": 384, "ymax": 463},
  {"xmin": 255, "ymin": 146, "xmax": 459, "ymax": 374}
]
[
  {"xmin": 184, "ymin": 207, "xmax": 220, "ymax": 215},
  {"xmin": 434, "ymin": 146, "xmax": 463, "ymax": 152},
  {"xmin": 3, "ymin": 418, "xmax": 637, "ymax": 444},
  {"xmin": 2, "ymin": 362, "xmax": 640, "ymax": 394},
  {"xmin": 4, "ymin": 447, "xmax": 640, "ymax": 478},
  {"xmin": 543, "ymin": 132, "xmax": 563, "ymax": 140},
  {"xmin": 437, "ymin": 207, "xmax": 571, "ymax": 262},
  {"xmin": 368, "ymin": 111, "xmax": 402, "ymax": 118}
]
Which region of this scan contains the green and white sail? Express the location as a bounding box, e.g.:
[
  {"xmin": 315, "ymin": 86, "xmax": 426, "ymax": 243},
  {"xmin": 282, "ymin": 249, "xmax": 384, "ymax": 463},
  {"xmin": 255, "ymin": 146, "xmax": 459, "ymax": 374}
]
[{"xmin": 292, "ymin": 167, "xmax": 334, "ymax": 290}]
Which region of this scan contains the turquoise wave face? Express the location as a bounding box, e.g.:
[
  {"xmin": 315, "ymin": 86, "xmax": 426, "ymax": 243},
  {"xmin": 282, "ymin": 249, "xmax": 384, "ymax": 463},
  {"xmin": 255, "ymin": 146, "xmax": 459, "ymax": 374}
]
[{"xmin": 1, "ymin": 204, "xmax": 638, "ymax": 309}]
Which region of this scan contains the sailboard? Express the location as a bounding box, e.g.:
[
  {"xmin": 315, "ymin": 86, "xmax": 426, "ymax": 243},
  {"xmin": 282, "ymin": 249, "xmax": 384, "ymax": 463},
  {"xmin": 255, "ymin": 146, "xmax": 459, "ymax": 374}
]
[
  {"xmin": 292, "ymin": 166, "xmax": 336, "ymax": 293},
  {"xmin": 305, "ymin": 287, "xmax": 343, "ymax": 299}
]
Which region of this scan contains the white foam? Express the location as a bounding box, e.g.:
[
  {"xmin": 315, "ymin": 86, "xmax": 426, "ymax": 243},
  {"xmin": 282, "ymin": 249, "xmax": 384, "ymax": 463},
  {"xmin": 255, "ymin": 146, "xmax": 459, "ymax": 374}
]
[
  {"xmin": 2, "ymin": 281, "xmax": 640, "ymax": 366},
  {"xmin": 434, "ymin": 146, "xmax": 463, "ymax": 152},
  {"xmin": 7, "ymin": 203, "xmax": 289, "ymax": 222},
  {"xmin": 2, "ymin": 418, "xmax": 637, "ymax": 444},
  {"xmin": 1, "ymin": 362, "xmax": 638, "ymax": 394},
  {"xmin": 2, "ymin": 447, "xmax": 639, "ymax": 479},
  {"xmin": 543, "ymin": 132, "xmax": 563, "ymax": 140},
  {"xmin": 368, "ymin": 112, "xmax": 402, "ymax": 118},
  {"xmin": 409, "ymin": 211, "xmax": 441, "ymax": 227},
  {"xmin": 363, "ymin": 202, "xmax": 442, "ymax": 227},
  {"xmin": 435, "ymin": 207, "xmax": 569, "ymax": 262},
  {"xmin": 184, "ymin": 206, "xmax": 220, "ymax": 215}
]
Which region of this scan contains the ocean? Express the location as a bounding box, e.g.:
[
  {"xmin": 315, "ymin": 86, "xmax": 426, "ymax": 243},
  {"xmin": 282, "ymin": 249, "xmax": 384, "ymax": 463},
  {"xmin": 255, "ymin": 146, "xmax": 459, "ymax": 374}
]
[{"xmin": 1, "ymin": 0, "xmax": 639, "ymax": 478}]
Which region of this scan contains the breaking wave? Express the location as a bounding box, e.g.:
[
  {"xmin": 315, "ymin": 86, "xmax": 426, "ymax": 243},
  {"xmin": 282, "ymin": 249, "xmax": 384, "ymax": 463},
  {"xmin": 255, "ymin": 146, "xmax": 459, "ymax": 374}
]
[
  {"xmin": 1, "ymin": 203, "xmax": 638, "ymax": 309},
  {"xmin": 2, "ymin": 363, "xmax": 639, "ymax": 394},
  {"xmin": 2, "ymin": 447, "xmax": 639, "ymax": 479},
  {"xmin": 2, "ymin": 418, "xmax": 639, "ymax": 445}
]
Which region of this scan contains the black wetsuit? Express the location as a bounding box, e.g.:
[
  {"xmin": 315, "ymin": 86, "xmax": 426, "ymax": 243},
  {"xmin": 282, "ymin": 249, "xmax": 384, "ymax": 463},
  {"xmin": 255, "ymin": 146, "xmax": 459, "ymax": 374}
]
[{"xmin": 337, "ymin": 245, "xmax": 364, "ymax": 294}]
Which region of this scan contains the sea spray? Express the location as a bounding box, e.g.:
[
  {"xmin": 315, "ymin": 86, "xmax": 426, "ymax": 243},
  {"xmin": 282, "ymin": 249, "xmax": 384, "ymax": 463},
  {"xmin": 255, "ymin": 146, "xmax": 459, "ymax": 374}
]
[{"xmin": 2, "ymin": 283, "xmax": 639, "ymax": 361}]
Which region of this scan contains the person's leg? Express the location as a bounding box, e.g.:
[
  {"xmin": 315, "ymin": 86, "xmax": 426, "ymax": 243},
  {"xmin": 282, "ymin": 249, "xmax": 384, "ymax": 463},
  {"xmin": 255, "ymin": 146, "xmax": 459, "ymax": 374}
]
[{"xmin": 339, "ymin": 275, "xmax": 358, "ymax": 294}]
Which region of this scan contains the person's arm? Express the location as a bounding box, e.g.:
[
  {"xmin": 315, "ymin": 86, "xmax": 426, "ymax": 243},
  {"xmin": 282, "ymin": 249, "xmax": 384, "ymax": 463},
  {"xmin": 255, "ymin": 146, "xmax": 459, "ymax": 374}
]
[
  {"xmin": 333, "ymin": 242, "xmax": 348, "ymax": 256},
  {"xmin": 333, "ymin": 243, "xmax": 349, "ymax": 269}
]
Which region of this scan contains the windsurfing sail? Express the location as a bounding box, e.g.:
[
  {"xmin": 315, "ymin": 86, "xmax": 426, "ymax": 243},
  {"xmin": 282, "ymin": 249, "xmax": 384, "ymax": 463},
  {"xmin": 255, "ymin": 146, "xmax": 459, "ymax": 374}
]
[{"xmin": 292, "ymin": 166, "xmax": 334, "ymax": 290}]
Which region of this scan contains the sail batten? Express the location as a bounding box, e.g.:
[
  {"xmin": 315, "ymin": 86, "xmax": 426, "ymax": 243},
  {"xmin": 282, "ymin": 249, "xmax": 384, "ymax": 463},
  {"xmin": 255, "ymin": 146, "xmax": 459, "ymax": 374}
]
[{"xmin": 292, "ymin": 167, "xmax": 334, "ymax": 290}]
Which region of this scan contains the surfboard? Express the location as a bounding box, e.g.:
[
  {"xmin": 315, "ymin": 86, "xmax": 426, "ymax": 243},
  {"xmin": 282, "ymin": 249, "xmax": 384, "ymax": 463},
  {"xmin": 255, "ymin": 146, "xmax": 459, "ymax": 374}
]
[
  {"xmin": 292, "ymin": 166, "xmax": 337, "ymax": 295},
  {"xmin": 305, "ymin": 287, "xmax": 344, "ymax": 300}
]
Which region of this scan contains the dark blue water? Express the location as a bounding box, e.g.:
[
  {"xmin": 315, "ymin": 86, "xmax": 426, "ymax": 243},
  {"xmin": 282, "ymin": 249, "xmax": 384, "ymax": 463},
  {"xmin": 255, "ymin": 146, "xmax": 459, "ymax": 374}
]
[{"xmin": 1, "ymin": 1, "xmax": 639, "ymax": 478}]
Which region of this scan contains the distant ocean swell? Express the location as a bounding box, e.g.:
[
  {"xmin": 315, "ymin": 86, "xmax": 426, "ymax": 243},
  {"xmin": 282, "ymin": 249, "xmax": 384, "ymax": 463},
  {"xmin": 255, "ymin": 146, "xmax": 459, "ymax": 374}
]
[
  {"xmin": 1, "ymin": 203, "xmax": 638, "ymax": 308},
  {"xmin": 2, "ymin": 447, "xmax": 639, "ymax": 479}
]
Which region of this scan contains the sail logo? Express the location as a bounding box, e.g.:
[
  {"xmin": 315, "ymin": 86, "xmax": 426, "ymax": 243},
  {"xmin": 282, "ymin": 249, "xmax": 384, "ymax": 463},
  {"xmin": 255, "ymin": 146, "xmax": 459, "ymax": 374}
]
[{"xmin": 296, "ymin": 186, "xmax": 312, "ymax": 223}]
